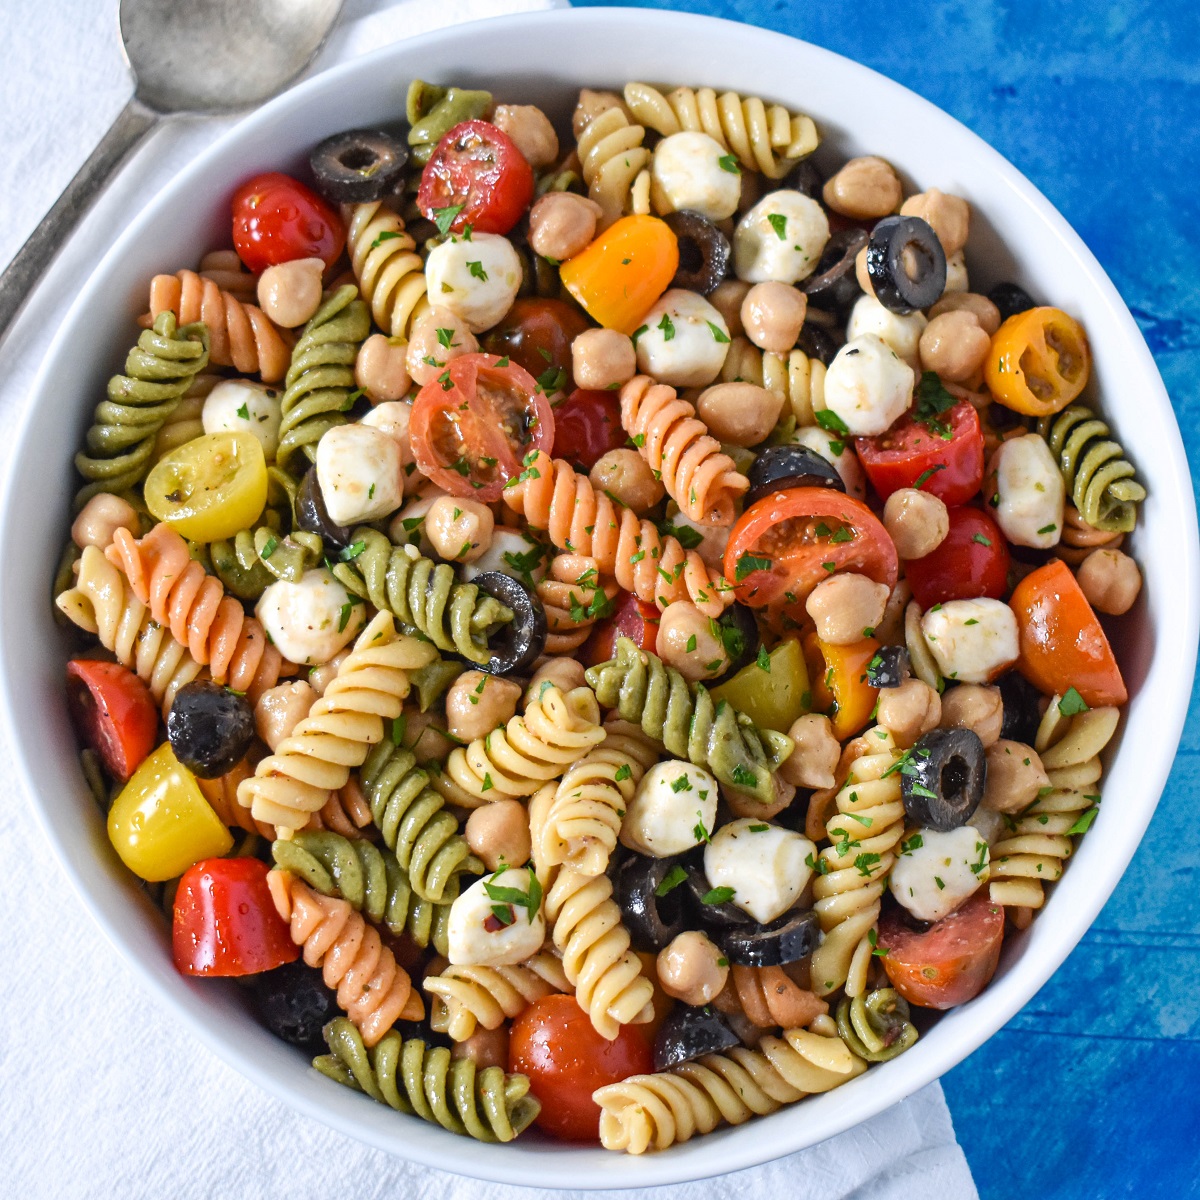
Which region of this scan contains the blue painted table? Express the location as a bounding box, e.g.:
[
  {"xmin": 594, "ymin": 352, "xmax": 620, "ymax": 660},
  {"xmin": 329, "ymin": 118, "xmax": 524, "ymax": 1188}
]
[{"xmin": 577, "ymin": 1, "xmax": 1200, "ymax": 1193}]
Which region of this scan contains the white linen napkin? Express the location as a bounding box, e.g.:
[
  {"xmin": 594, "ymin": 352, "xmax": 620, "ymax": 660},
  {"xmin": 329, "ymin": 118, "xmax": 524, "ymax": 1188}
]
[{"xmin": 0, "ymin": 1, "xmax": 978, "ymax": 1195}]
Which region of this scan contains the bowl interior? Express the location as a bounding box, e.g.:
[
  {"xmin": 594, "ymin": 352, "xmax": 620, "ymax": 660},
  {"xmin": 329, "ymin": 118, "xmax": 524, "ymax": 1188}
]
[{"xmin": 3, "ymin": 8, "xmax": 1195, "ymax": 1190}]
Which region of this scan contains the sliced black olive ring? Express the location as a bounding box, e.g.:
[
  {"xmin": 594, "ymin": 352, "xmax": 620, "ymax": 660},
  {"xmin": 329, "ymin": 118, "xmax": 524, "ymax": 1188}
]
[
  {"xmin": 309, "ymin": 129, "xmax": 409, "ymax": 204},
  {"xmin": 470, "ymin": 572, "xmax": 546, "ymax": 676},
  {"xmin": 746, "ymin": 445, "xmax": 846, "ymax": 507},
  {"xmin": 804, "ymin": 227, "xmax": 868, "ymax": 314},
  {"xmin": 664, "ymin": 210, "xmax": 731, "ymax": 295},
  {"xmin": 901, "ymin": 727, "xmax": 986, "ymax": 831},
  {"xmin": 865, "ymin": 215, "xmax": 947, "ymax": 314},
  {"xmin": 654, "ymin": 1003, "xmax": 740, "ymax": 1071},
  {"xmin": 614, "ymin": 854, "xmax": 689, "ymax": 953}
]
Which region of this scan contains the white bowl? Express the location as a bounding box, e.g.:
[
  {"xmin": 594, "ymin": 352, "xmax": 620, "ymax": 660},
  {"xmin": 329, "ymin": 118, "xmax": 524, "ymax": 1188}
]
[{"xmin": 3, "ymin": 7, "xmax": 1196, "ymax": 1190}]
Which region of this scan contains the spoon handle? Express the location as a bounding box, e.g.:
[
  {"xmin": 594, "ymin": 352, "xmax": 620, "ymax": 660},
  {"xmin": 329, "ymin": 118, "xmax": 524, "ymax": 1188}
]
[{"xmin": 0, "ymin": 97, "xmax": 159, "ymax": 345}]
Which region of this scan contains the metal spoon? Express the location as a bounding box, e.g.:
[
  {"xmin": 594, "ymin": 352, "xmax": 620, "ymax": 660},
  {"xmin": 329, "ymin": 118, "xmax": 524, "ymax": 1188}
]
[{"xmin": 0, "ymin": 0, "xmax": 344, "ymax": 343}]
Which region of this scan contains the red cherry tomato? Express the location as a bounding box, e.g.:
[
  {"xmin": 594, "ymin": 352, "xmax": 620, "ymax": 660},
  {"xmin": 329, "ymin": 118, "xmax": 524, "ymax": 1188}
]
[
  {"xmin": 482, "ymin": 298, "xmax": 591, "ymax": 389},
  {"xmin": 582, "ymin": 589, "xmax": 660, "ymax": 666},
  {"xmin": 66, "ymin": 660, "xmax": 158, "ymax": 783},
  {"xmin": 417, "ymin": 120, "xmax": 534, "ymax": 237},
  {"xmin": 1010, "ymin": 559, "xmax": 1127, "ymax": 706},
  {"xmin": 173, "ymin": 857, "xmax": 298, "ymax": 977},
  {"xmin": 231, "ymin": 172, "xmax": 344, "ymax": 273},
  {"xmin": 878, "ymin": 891, "xmax": 1005, "ymax": 1009},
  {"xmin": 855, "ymin": 399, "xmax": 984, "ymax": 506},
  {"xmin": 724, "ymin": 488, "xmax": 898, "ymax": 626},
  {"xmin": 904, "ymin": 506, "xmax": 1010, "ymax": 609},
  {"xmin": 552, "ymin": 388, "xmax": 626, "ymax": 472},
  {"xmin": 409, "ymin": 353, "xmax": 555, "ymax": 501},
  {"xmin": 509, "ymin": 994, "xmax": 653, "ymax": 1141}
]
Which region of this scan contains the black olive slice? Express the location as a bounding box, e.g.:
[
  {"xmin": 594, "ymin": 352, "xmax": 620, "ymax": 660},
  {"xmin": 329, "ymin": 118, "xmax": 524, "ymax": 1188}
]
[
  {"xmin": 683, "ymin": 861, "xmax": 754, "ymax": 930},
  {"xmin": 795, "ymin": 320, "xmax": 844, "ymax": 365},
  {"xmin": 996, "ymin": 671, "xmax": 1043, "ymax": 745},
  {"xmin": 716, "ymin": 907, "xmax": 821, "ymax": 967},
  {"xmin": 664, "ymin": 211, "xmax": 731, "ymax": 295},
  {"xmin": 746, "ymin": 445, "xmax": 845, "ymax": 506},
  {"xmin": 615, "ymin": 855, "xmax": 688, "ymax": 952},
  {"xmin": 804, "ymin": 228, "xmax": 868, "ymax": 314},
  {"xmin": 710, "ymin": 604, "xmax": 759, "ymax": 683},
  {"xmin": 988, "ymin": 282, "xmax": 1037, "ymax": 324},
  {"xmin": 470, "ymin": 572, "xmax": 546, "ymax": 676},
  {"xmin": 295, "ymin": 467, "xmax": 353, "ymax": 552},
  {"xmin": 866, "ymin": 645, "xmax": 910, "ymax": 689},
  {"xmin": 167, "ymin": 680, "xmax": 255, "ymax": 779},
  {"xmin": 865, "ymin": 215, "xmax": 947, "ymax": 313},
  {"xmin": 653, "ymin": 1004, "xmax": 740, "ymax": 1072},
  {"xmin": 902, "ymin": 728, "xmax": 986, "ymax": 831},
  {"xmin": 252, "ymin": 962, "xmax": 340, "ymax": 1052},
  {"xmin": 310, "ymin": 129, "xmax": 409, "ymax": 204},
  {"xmin": 783, "ymin": 158, "xmax": 825, "ymax": 201}
]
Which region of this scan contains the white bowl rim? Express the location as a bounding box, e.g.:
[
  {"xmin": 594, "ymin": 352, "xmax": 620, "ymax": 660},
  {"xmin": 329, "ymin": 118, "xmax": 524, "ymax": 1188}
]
[{"xmin": 2, "ymin": 6, "xmax": 1197, "ymax": 1189}]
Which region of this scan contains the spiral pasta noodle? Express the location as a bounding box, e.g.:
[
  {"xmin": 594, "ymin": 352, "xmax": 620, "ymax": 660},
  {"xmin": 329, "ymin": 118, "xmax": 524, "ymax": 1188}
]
[
  {"xmin": 197, "ymin": 248, "xmax": 257, "ymax": 301},
  {"xmin": 304, "ymin": 776, "xmax": 375, "ymax": 838},
  {"xmin": 728, "ymin": 965, "xmax": 828, "ymax": 1030},
  {"xmin": 585, "ymin": 638, "xmax": 793, "ymax": 807},
  {"xmin": 144, "ymin": 269, "xmax": 292, "ymax": 381},
  {"xmin": 425, "ymin": 953, "xmax": 570, "ymax": 1041},
  {"xmin": 197, "ymin": 759, "xmax": 275, "ymax": 838},
  {"xmin": 345, "ymin": 203, "xmax": 430, "ymax": 341},
  {"xmin": 506, "ymin": 450, "xmax": 733, "ymax": 616},
  {"xmin": 623, "ymin": 83, "xmax": 819, "ymax": 180},
  {"xmin": 1058, "ymin": 503, "xmax": 1126, "ymax": 565},
  {"xmin": 315, "ymin": 1016, "xmax": 539, "ymax": 1142},
  {"xmin": 536, "ymin": 554, "xmax": 619, "ymax": 654},
  {"xmin": 620, "ymin": 376, "xmax": 748, "ymax": 527},
  {"xmin": 74, "ymin": 310, "xmax": 210, "ymax": 507},
  {"xmin": 809, "ymin": 729, "xmax": 906, "ymax": 998},
  {"xmin": 268, "ymin": 869, "xmax": 423, "ymax": 1043},
  {"xmin": 576, "ymin": 105, "xmax": 652, "ymax": 229},
  {"xmin": 835, "ymin": 987, "xmax": 919, "ymax": 1063},
  {"xmin": 150, "ymin": 372, "xmax": 220, "ymax": 462},
  {"xmin": 332, "ymin": 528, "xmax": 513, "ymax": 665},
  {"xmin": 210, "ymin": 527, "xmax": 324, "ymax": 601},
  {"xmin": 720, "ymin": 337, "xmax": 826, "ymax": 427},
  {"xmin": 238, "ymin": 611, "xmax": 437, "ymax": 832}
]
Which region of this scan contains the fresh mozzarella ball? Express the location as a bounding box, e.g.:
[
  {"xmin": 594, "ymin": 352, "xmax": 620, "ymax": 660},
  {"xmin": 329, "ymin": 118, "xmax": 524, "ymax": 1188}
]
[
  {"xmin": 822, "ymin": 334, "xmax": 915, "ymax": 436},
  {"xmin": 734, "ymin": 190, "xmax": 830, "ymax": 284},
  {"xmin": 447, "ymin": 867, "xmax": 545, "ymax": 966},
  {"xmin": 921, "ymin": 598, "xmax": 1019, "ymax": 684},
  {"xmin": 202, "ymin": 380, "xmax": 282, "ymax": 460},
  {"xmin": 361, "ymin": 400, "xmax": 415, "ymax": 470},
  {"xmin": 650, "ymin": 131, "xmax": 741, "ymax": 221},
  {"xmin": 890, "ymin": 825, "xmax": 989, "ymax": 922},
  {"xmin": 316, "ymin": 424, "xmax": 405, "ymax": 526},
  {"xmin": 789, "ymin": 425, "xmax": 867, "ymax": 499},
  {"xmin": 256, "ymin": 568, "xmax": 365, "ymax": 666},
  {"xmin": 620, "ymin": 760, "xmax": 719, "ymax": 858},
  {"xmin": 943, "ymin": 250, "xmax": 969, "ymax": 294},
  {"xmin": 988, "ymin": 434, "xmax": 1065, "ymax": 549},
  {"xmin": 635, "ymin": 289, "xmax": 730, "ymax": 388},
  {"xmin": 846, "ymin": 294, "xmax": 928, "ymax": 369},
  {"xmin": 459, "ymin": 527, "xmax": 549, "ymax": 585},
  {"xmin": 703, "ymin": 818, "xmax": 815, "ymax": 924},
  {"xmin": 425, "ymin": 233, "xmax": 522, "ymax": 333}
]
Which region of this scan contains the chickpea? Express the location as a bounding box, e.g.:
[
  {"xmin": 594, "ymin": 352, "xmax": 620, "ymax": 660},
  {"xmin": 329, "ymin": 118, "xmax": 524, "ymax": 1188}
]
[
  {"xmin": 657, "ymin": 930, "xmax": 729, "ymax": 1006},
  {"xmin": 405, "ymin": 307, "xmax": 479, "ymax": 386},
  {"xmin": 918, "ymin": 310, "xmax": 991, "ymax": 382},
  {"xmin": 492, "ymin": 103, "xmax": 559, "ymax": 169},
  {"xmin": 884, "ymin": 489, "xmax": 950, "ymax": 560},
  {"xmin": 900, "ymin": 189, "xmax": 971, "ymax": 257},
  {"xmin": 571, "ymin": 328, "xmax": 636, "ymax": 391},
  {"xmin": 740, "ymin": 281, "xmax": 808, "ymax": 355},
  {"xmin": 307, "ymin": 649, "xmax": 349, "ymax": 696},
  {"xmin": 855, "ymin": 245, "xmax": 875, "ymax": 298},
  {"xmin": 778, "ymin": 713, "xmax": 840, "ymax": 789},
  {"xmin": 875, "ymin": 678, "xmax": 941, "ymax": 749},
  {"xmin": 656, "ymin": 601, "xmax": 729, "ymax": 681},
  {"xmin": 405, "ymin": 709, "xmax": 456, "ymax": 761},
  {"xmin": 572, "ymin": 88, "xmax": 624, "ymax": 139},
  {"xmin": 465, "ymin": 799, "xmax": 532, "ymax": 872},
  {"xmin": 1077, "ymin": 549, "xmax": 1142, "ymax": 616},
  {"xmin": 695, "ymin": 382, "xmax": 783, "ymax": 448},
  {"xmin": 940, "ymin": 683, "xmax": 1003, "ymax": 747},
  {"xmin": 526, "ymin": 658, "xmax": 587, "ymax": 707},
  {"xmin": 254, "ymin": 680, "xmax": 317, "ymax": 751},
  {"xmin": 256, "ymin": 256, "xmax": 324, "ymax": 328},
  {"xmin": 71, "ymin": 492, "xmax": 140, "ymax": 550},
  {"xmin": 929, "ymin": 291, "xmax": 1001, "ymax": 337},
  {"xmin": 805, "ymin": 574, "xmax": 890, "ymax": 645},
  {"xmin": 451, "ymin": 1025, "xmax": 510, "ymax": 1071},
  {"xmin": 822, "ymin": 156, "xmax": 903, "ymax": 220},
  {"xmin": 355, "ymin": 333, "xmax": 411, "ymax": 403},
  {"xmin": 445, "ymin": 670, "xmax": 522, "ymax": 743},
  {"xmin": 983, "ymin": 739, "xmax": 1050, "ymax": 814},
  {"xmin": 724, "ymin": 773, "xmax": 796, "ymax": 820},
  {"xmin": 425, "ymin": 495, "xmax": 494, "ymax": 563},
  {"xmin": 527, "ymin": 192, "xmax": 602, "ymax": 262},
  {"xmin": 589, "ymin": 448, "xmax": 664, "ymax": 513},
  {"xmin": 707, "ymin": 280, "xmax": 751, "ymax": 338},
  {"xmin": 388, "ymin": 486, "xmax": 450, "ymax": 556}
]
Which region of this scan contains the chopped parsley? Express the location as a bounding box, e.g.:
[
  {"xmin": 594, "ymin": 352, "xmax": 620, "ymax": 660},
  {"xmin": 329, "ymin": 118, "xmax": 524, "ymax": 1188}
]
[
  {"xmin": 707, "ymin": 320, "xmax": 730, "ymax": 343},
  {"xmin": 815, "ymin": 409, "xmax": 850, "ymax": 436},
  {"xmin": 1058, "ymin": 687, "xmax": 1090, "ymax": 716},
  {"xmin": 735, "ymin": 551, "xmax": 771, "ymax": 581},
  {"xmin": 369, "ymin": 230, "xmax": 401, "ymax": 250},
  {"xmin": 913, "ymin": 463, "xmax": 946, "ymax": 491},
  {"xmin": 730, "ymin": 763, "xmax": 758, "ymax": 788},
  {"xmin": 757, "ymin": 645, "xmax": 771, "ymax": 672},
  {"xmin": 767, "ymin": 212, "xmax": 788, "ymax": 240},
  {"xmin": 483, "ymin": 869, "xmax": 542, "ymax": 924},
  {"xmin": 658, "ymin": 312, "xmax": 676, "ymax": 341},
  {"xmin": 467, "ymin": 260, "xmax": 488, "ymax": 281},
  {"xmin": 701, "ymin": 886, "xmax": 736, "ymax": 905},
  {"xmin": 717, "ymin": 154, "xmax": 740, "ymax": 174},
  {"xmin": 654, "ymin": 865, "xmax": 688, "ymax": 896},
  {"xmin": 236, "ymin": 402, "xmax": 250, "ymax": 420},
  {"xmin": 432, "ymin": 203, "xmax": 465, "ymax": 236}
]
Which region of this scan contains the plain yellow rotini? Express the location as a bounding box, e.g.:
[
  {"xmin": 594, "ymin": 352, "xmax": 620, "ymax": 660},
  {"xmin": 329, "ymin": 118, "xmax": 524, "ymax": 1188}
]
[
  {"xmin": 720, "ymin": 336, "xmax": 826, "ymax": 427},
  {"xmin": 345, "ymin": 202, "xmax": 430, "ymax": 341},
  {"xmin": 425, "ymin": 952, "xmax": 570, "ymax": 1042},
  {"xmin": 576, "ymin": 105, "xmax": 652, "ymax": 229}
]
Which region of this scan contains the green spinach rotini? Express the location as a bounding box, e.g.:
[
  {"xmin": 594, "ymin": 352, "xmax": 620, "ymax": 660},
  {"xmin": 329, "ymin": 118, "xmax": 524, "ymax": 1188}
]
[{"xmin": 835, "ymin": 988, "xmax": 919, "ymax": 1063}]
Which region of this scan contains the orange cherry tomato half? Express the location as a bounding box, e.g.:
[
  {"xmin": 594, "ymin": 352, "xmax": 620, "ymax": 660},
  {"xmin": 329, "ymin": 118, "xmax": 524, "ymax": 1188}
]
[
  {"xmin": 66, "ymin": 659, "xmax": 158, "ymax": 783},
  {"xmin": 409, "ymin": 353, "xmax": 555, "ymax": 501},
  {"xmin": 560, "ymin": 215, "xmax": 679, "ymax": 335},
  {"xmin": 1010, "ymin": 559, "xmax": 1127, "ymax": 706},
  {"xmin": 878, "ymin": 891, "xmax": 1005, "ymax": 1010},
  {"xmin": 804, "ymin": 633, "xmax": 881, "ymax": 740},
  {"xmin": 984, "ymin": 306, "xmax": 1091, "ymax": 418},
  {"xmin": 509, "ymin": 994, "xmax": 653, "ymax": 1141},
  {"xmin": 724, "ymin": 488, "xmax": 898, "ymax": 627},
  {"xmin": 231, "ymin": 172, "xmax": 345, "ymax": 273}
]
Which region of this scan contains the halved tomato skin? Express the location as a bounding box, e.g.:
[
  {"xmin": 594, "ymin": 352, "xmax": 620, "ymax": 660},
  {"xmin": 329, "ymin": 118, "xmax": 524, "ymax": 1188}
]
[
  {"xmin": 582, "ymin": 590, "xmax": 659, "ymax": 666},
  {"xmin": 66, "ymin": 660, "xmax": 158, "ymax": 783},
  {"xmin": 904, "ymin": 505, "xmax": 1010, "ymax": 608}
]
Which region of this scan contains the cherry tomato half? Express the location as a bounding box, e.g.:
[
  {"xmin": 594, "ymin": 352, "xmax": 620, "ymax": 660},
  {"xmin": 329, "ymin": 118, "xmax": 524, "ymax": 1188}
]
[
  {"xmin": 509, "ymin": 994, "xmax": 653, "ymax": 1141},
  {"xmin": 417, "ymin": 120, "xmax": 534, "ymax": 237},
  {"xmin": 984, "ymin": 306, "xmax": 1091, "ymax": 418},
  {"xmin": 582, "ymin": 589, "xmax": 659, "ymax": 666},
  {"xmin": 1010, "ymin": 559, "xmax": 1127, "ymax": 706},
  {"xmin": 878, "ymin": 891, "xmax": 1005, "ymax": 1009},
  {"xmin": 409, "ymin": 353, "xmax": 555, "ymax": 501},
  {"xmin": 552, "ymin": 388, "xmax": 626, "ymax": 473},
  {"xmin": 173, "ymin": 857, "xmax": 299, "ymax": 977},
  {"xmin": 855, "ymin": 399, "xmax": 984, "ymax": 506},
  {"xmin": 724, "ymin": 488, "xmax": 898, "ymax": 626},
  {"xmin": 904, "ymin": 506, "xmax": 1010, "ymax": 609},
  {"xmin": 231, "ymin": 172, "xmax": 345, "ymax": 273},
  {"xmin": 483, "ymin": 298, "xmax": 591, "ymax": 390},
  {"xmin": 66, "ymin": 660, "xmax": 157, "ymax": 783}
]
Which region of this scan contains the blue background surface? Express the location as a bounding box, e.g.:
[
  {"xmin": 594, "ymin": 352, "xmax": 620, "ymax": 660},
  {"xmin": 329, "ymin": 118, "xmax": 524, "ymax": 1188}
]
[{"xmin": 575, "ymin": 1, "xmax": 1200, "ymax": 1195}]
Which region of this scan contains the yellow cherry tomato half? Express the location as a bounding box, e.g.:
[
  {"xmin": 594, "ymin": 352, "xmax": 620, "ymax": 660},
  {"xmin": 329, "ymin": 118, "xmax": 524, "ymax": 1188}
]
[
  {"xmin": 984, "ymin": 306, "xmax": 1091, "ymax": 417},
  {"xmin": 710, "ymin": 638, "xmax": 810, "ymax": 733},
  {"xmin": 560, "ymin": 214, "xmax": 679, "ymax": 335},
  {"xmin": 145, "ymin": 431, "xmax": 267, "ymax": 542},
  {"xmin": 804, "ymin": 633, "xmax": 881, "ymax": 741},
  {"xmin": 108, "ymin": 743, "xmax": 233, "ymax": 881}
]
